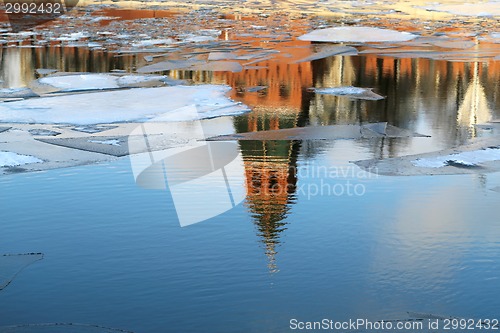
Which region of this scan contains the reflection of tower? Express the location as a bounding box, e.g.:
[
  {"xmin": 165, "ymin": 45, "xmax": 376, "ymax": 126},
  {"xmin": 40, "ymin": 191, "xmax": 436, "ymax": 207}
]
[
  {"xmin": 457, "ymin": 61, "xmax": 491, "ymax": 138},
  {"xmin": 240, "ymin": 139, "xmax": 300, "ymax": 274},
  {"xmin": 234, "ymin": 108, "xmax": 304, "ymax": 273}
]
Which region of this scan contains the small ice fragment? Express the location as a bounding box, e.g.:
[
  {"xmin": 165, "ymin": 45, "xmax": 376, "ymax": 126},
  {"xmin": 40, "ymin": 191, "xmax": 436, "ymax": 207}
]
[
  {"xmin": 412, "ymin": 148, "xmax": 500, "ymax": 168},
  {"xmin": 246, "ymin": 86, "xmax": 267, "ymax": 92},
  {"xmin": 294, "ymin": 46, "xmax": 358, "ymax": 63},
  {"xmin": 312, "ymin": 86, "xmax": 384, "ymax": 100},
  {"xmin": 0, "ymin": 151, "xmax": 43, "ymax": 167},
  {"xmin": 189, "ymin": 61, "xmax": 243, "ymax": 73},
  {"xmin": 0, "ymin": 88, "xmax": 39, "ymax": 99},
  {"xmin": 88, "ymin": 139, "xmax": 121, "ymax": 146},
  {"xmin": 36, "ymin": 68, "xmax": 58, "ymax": 75},
  {"xmin": 299, "ymin": 26, "xmax": 418, "ymax": 43},
  {"xmin": 208, "ymin": 52, "xmax": 238, "ymax": 61},
  {"xmin": 131, "ymin": 38, "xmax": 175, "ymax": 47},
  {"xmin": 116, "ymin": 75, "xmax": 166, "ymax": 86},
  {"xmin": 28, "ymin": 129, "xmax": 61, "ymax": 136}
]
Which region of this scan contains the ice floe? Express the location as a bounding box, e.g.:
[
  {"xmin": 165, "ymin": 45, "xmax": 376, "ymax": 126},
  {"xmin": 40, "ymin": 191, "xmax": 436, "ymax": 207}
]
[
  {"xmin": 0, "ymin": 85, "xmax": 250, "ymax": 125},
  {"xmin": 311, "ymin": 86, "xmax": 384, "ymax": 100},
  {"xmin": 299, "ymin": 26, "xmax": 418, "ymax": 43},
  {"xmin": 412, "ymin": 148, "xmax": 500, "ymax": 168},
  {"xmin": 0, "ymin": 151, "xmax": 43, "ymax": 167}
]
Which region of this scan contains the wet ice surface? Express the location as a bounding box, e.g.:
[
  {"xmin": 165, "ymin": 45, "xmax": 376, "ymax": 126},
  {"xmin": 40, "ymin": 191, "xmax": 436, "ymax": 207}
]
[
  {"xmin": 0, "ymin": 253, "xmax": 43, "ymax": 291},
  {"xmin": 0, "ymin": 152, "xmax": 43, "ymax": 167}
]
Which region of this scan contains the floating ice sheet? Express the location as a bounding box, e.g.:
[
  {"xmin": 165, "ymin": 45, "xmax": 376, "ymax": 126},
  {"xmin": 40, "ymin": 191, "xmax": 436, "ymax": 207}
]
[
  {"xmin": 299, "ymin": 27, "xmax": 418, "ymax": 43},
  {"xmin": 312, "ymin": 86, "xmax": 384, "ymax": 100},
  {"xmin": 0, "ymin": 253, "xmax": 43, "ymax": 291},
  {"xmin": 0, "ymin": 127, "xmax": 11, "ymax": 134},
  {"xmin": 208, "ymin": 122, "xmax": 427, "ymax": 141},
  {"xmin": 0, "ymin": 323, "xmax": 134, "ymax": 333},
  {"xmin": 0, "ymin": 151, "xmax": 43, "ymax": 167},
  {"xmin": 0, "ymin": 85, "xmax": 250, "ymax": 125}
]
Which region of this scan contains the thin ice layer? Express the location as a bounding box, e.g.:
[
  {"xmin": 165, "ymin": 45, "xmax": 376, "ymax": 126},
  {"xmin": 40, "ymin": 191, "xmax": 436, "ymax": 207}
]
[
  {"xmin": 299, "ymin": 26, "xmax": 418, "ymax": 43},
  {"xmin": 0, "ymin": 151, "xmax": 43, "ymax": 167},
  {"xmin": 412, "ymin": 148, "xmax": 500, "ymax": 168},
  {"xmin": 0, "ymin": 253, "xmax": 43, "ymax": 291},
  {"xmin": 0, "ymin": 85, "xmax": 250, "ymax": 125}
]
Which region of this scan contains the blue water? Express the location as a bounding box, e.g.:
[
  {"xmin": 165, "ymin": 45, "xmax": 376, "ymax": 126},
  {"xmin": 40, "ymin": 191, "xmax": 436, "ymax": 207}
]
[{"xmin": 1, "ymin": 139, "xmax": 499, "ymax": 332}]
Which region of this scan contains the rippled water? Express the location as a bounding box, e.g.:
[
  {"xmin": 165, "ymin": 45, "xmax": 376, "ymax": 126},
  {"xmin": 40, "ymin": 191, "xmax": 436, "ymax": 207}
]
[{"xmin": 1, "ymin": 44, "xmax": 500, "ymax": 332}]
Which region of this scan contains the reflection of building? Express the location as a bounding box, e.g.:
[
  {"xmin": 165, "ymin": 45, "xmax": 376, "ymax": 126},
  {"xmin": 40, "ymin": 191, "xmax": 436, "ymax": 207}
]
[
  {"xmin": 233, "ymin": 102, "xmax": 306, "ymax": 273},
  {"xmin": 457, "ymin": 61, "xmax": 492, "ymax": 138}
]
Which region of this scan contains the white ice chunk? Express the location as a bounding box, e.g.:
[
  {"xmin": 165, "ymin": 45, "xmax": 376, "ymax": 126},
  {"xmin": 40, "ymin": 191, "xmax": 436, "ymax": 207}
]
[
  {"xmin": 299, "ymin": 26, "xmax": 418, "ymax": 43},
  {"xmin": 312, "ymin": 86, "xmax": 384, "ymax": 100},
  {"xmin": 0, "ymin": 151, "xmax": 43, "ymax": 167},
  {"xmin": 412, "ymin": 148, "xmax": 500, "ymax": 168},
  {"xmin": 0, "ymin": 85, "xmax": 250, "ymax": 125}
]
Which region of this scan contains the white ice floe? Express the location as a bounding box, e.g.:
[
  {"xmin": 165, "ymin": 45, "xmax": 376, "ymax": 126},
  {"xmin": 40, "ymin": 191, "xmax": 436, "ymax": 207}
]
[
  {"xmin": 87, "ymin": 139, "xmax": 121, "ymax": 146},
  {"xmin": 412, "ymin": 148, "xmax": 500, "ymax": 168},
  {"xmin": 0, "ymin": 85, "xmax": 250, "ymax": 125},
  {"xmin": 423, "ymin": 2, "xmax": 500, "ymax": 17},
  {"xmin": 38, "ymin": 74, "xmax": 167, "ymax": 91},
  {"xmin": 312, "ymin": 86, "xmax": 384, "ymax": 100},
  {"xmin": 0, "ymin": 151, "xmax": 43, "ymax": 167},
  {"xmin": 299, "ymin": 26, "xmax": 418, "ymax": 43}
]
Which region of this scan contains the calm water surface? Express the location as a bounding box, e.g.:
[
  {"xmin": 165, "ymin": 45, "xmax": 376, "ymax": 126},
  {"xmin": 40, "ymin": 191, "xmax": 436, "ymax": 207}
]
[{"xmin": 0, "ymin": 45, "xmax": 500, "ymax": 332}]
